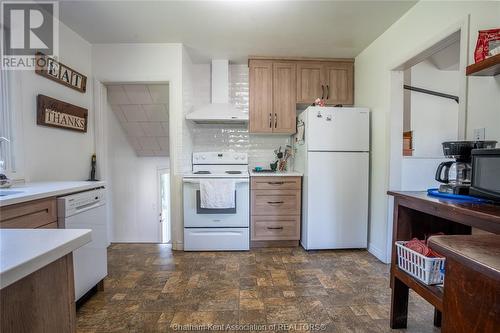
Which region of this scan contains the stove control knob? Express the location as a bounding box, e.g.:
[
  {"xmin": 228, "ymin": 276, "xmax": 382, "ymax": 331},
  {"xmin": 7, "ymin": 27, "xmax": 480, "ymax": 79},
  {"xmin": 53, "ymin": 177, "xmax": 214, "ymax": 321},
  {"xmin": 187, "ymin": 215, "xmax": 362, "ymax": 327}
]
[
  {"xmin": 194, "ymin": 156, "xmax": 199, "ymax": 160},
  {"xmin": 234, "ymin": 155, "xmax": 239, "ymax": 160},
  {"xmin": 201, "ymin": 155, "xmax": 206, "ymax": 160},
  {"xmin": 240, "ymin": 155, "xmax": 246, "ymax": 160}
]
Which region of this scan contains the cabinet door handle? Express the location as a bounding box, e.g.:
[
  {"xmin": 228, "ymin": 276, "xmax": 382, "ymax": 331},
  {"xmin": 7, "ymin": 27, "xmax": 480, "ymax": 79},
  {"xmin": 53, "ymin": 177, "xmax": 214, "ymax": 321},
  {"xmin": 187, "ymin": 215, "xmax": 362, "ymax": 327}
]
[
  {"xmin": 267, "ymin": 181, "xmax": 285, "ymax": 185},
  {"xmin": 321, "ymin": 85, "xmax": 325, "ymax": 99},
  {"xmin": 267, "ymin": 226, "xmax": 284, "ymax": 230},
  {"xmin": 267, "ymin": 201, "xmax": 284, "ymax": 205},
  {"xmin": 326, "ymin": 85, "xmax": 330, "ymax": 100},
  {"xmin": 269, "ymin": 113, "xmax": 272, "ymax": 128},
  {"xmin": 274, "ymin": 113, "xmax": 277, "ymax": 128}
]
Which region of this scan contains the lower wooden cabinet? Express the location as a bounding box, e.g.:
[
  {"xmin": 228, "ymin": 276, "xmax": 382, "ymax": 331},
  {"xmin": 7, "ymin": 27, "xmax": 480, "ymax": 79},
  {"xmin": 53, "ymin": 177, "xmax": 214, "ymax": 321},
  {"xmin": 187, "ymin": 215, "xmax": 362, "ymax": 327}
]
[
  {"xmin": 250, "ymin": 176, "xmax": 302, "ymax": 246},
  {"xmin": 252, "ymin": 216, "xmax": 300, "ymax": 241},
  {"xmin": 0, "ymin": 254, "xmax": 75, "ymax": 333},
  {"xmin": 0, "ymin": 198, "xmax": 58, "ymax": 229},
  {"xmin": 251, "ymin": 190, "xmax": 300, "ymax": 216}
]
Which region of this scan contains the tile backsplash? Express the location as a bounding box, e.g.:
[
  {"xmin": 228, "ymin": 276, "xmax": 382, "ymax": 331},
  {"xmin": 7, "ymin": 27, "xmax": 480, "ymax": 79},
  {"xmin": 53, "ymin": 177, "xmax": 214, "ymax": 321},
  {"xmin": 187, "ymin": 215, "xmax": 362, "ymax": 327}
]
[{"xmin": 190, "ymin": 64, "xmax": 291, "ymax": 169}]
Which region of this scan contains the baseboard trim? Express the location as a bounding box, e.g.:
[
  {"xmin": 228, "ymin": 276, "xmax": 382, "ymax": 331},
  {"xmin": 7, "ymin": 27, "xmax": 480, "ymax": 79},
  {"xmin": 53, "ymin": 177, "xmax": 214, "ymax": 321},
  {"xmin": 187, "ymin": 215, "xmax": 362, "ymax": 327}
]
[
  {"xmin": 368, "ymin": 242, "xmax": 389, "ymax": 263},
  {"xmin": 172, "ymin": 241, "xmax": 183, "ymax": 251}
]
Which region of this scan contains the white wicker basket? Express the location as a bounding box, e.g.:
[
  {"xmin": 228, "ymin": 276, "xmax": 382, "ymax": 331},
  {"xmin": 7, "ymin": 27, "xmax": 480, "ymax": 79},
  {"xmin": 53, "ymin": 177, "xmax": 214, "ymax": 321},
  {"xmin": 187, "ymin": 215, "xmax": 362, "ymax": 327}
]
[{"xmin": 395, "ymin": 241, "xmax": 445, "ymax": 285}]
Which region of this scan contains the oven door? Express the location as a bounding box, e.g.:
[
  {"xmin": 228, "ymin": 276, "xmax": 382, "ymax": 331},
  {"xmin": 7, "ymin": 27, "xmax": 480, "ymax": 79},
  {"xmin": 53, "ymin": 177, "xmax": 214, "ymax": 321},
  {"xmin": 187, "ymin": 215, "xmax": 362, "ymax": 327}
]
[{"xmin": 183, "ymin": 178, "xmax": 249, "ymax": 228}]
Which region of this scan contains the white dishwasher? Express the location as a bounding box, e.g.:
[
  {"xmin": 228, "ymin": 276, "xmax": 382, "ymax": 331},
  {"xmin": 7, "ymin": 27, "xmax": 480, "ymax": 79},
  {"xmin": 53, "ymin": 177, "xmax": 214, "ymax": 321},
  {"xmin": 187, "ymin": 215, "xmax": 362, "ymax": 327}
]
[{"xmin": 58, "ymin": 188, "xmax": 108, "ymax": 301}]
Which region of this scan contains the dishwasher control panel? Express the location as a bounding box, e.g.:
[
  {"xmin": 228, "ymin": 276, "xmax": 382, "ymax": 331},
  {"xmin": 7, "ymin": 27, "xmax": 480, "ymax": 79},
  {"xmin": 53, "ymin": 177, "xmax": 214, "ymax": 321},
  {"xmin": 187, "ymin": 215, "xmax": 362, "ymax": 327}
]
[{"xmin": 57, "ymin": 188, "xmax": 105, "ymax": 217}]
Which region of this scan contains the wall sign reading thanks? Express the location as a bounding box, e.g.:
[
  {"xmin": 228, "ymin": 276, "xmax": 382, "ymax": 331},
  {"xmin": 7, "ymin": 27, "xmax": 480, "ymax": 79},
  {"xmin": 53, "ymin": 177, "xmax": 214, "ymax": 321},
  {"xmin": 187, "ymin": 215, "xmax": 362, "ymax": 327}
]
[
  {"xmin": 35, "ymin": 52, "xmax": 87, "ymax": 93},
  {"xmin": 37, "ymin": 95, "xmax": 88, "ymax": 132}
]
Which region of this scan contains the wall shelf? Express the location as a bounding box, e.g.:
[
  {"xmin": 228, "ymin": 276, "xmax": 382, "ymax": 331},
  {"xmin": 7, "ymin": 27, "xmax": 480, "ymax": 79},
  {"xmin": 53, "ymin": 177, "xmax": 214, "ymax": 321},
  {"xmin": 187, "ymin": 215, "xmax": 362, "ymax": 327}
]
[{"xmin": 466, "ymin": 53, "xmax": 500, "ymax": 76}]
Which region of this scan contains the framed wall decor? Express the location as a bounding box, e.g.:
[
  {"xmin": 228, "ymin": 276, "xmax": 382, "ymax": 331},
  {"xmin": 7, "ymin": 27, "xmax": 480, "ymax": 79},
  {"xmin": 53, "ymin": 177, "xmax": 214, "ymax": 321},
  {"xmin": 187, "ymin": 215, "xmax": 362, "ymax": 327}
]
[
  {"xmin": 37, "ymin": 95, "xmax": 88, "ymax": 132},
  {"xmin": 35, "ymin": 52, "xmax": 87, "ymax": 93}
]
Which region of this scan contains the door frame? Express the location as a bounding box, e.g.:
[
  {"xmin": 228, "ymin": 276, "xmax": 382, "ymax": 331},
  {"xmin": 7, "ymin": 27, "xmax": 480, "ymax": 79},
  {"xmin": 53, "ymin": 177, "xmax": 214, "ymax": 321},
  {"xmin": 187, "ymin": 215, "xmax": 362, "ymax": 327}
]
[
  {"xmin": 93, "ymin": 79, "xmax": 172, "ymax": 243},
  {"xmin": 384, "ymin": 16, "xmax": 470, "ymax": 263},
  {"xmin": 157, "ymin": 166, "xmax": 170, "ymax": 243}
]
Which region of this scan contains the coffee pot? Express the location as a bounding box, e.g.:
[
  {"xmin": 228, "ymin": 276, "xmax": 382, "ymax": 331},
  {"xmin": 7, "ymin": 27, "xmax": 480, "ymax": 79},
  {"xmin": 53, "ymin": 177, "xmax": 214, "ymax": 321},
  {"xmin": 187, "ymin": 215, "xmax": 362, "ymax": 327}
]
[
  {"xmin": 435, "ymin": 160, "xmax": 471, "ymax": 194},
  {"xmin": 435, "ymin": 141, "xmax": 497, "ymax": 195}
]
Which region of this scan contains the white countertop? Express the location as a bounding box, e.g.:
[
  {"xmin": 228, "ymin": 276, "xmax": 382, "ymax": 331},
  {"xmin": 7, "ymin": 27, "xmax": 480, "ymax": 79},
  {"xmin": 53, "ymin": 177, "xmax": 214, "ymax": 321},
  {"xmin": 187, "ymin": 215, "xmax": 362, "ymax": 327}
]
[
  {"xmin": 0, "ymin": 229, "xmax": 91, "ymax": 289},
  {"xmin": 249, "ymin": 171, "xmax": 303, "ymax": 177},
  {"xmin": 0, "ymin": 181, "xmax": 106, "ymax": 207}
]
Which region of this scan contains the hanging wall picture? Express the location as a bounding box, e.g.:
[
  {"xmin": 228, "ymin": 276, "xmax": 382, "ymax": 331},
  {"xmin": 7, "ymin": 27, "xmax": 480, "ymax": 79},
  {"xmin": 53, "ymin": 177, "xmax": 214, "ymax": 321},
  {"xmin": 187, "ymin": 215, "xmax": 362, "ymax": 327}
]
[
  {"xmin": 37, "ymin": 95, "xmax": 88, "ymax": 132},
  {"xmin": 35, "ymin": 52, "xmax": 87, "ymax": 93}
]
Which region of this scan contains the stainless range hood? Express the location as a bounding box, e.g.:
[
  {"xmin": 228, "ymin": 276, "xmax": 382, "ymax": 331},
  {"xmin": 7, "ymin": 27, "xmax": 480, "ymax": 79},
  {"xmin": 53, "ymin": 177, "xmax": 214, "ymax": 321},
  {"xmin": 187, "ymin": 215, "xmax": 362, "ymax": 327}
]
[{"xmin": 186, "ymin": 60, "xmax": 248, "ymax": 124}]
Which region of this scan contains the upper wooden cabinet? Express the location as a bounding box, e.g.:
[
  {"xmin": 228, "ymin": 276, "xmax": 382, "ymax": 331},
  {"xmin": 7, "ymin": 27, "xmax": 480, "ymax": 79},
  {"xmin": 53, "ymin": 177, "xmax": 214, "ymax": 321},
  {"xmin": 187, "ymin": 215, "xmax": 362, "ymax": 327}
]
[
  {"xmin": 249, "ymin": 57, "xmax": 354, "ymax": 134},
  {"xmin": 323, "ymin": 62, "xmax": 354, "ymax": 105},
  {"xmin": 272, "ymin": 62, "xmax": 296, "ymax": 134},
  {"xmin": 249, "ymin": 60, "xmax": 297, "ymax": 134},
  {"xmin": 249, "ymin": 60, "xmax": 273, "ymax": 133},
  {"xmin": 297, "ymin": 61, "xmax": 354, "ymax": 105},
  {"xmin": 296, "ymin": 62, "xmax": 324, "ymax": 103}
]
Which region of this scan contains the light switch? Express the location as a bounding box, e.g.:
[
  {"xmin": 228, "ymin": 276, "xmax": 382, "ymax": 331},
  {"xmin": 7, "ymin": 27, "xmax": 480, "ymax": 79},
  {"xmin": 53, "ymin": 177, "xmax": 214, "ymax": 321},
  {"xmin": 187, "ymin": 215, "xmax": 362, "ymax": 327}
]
[{"xmin": 473, "ymin": 128, "xmax": 485, "ymax": 141}]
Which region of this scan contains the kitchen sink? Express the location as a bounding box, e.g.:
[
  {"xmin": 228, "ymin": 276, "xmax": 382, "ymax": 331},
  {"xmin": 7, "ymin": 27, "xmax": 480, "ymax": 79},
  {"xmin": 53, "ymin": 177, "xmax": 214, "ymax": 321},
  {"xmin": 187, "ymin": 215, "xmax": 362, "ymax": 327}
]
[{"xmin": 0, "ymin": 190, "xmax": 24, "ymax": 197}]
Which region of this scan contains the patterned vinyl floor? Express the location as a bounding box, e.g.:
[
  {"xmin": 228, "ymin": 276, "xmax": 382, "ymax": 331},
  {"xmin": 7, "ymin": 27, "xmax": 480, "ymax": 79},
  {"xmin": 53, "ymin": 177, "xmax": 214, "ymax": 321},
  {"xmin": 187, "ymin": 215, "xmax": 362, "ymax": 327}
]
[{"xmin": 76, "ymin": 244, "xmax": 440, "ymax": 333}]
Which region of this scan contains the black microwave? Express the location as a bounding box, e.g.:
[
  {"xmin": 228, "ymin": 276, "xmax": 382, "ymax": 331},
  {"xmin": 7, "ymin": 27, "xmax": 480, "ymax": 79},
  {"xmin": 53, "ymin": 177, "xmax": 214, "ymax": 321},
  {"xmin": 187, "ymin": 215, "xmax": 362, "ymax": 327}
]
[{"xmin": 470, "ymin": 148, "xmax": 500, "ymax": 202}]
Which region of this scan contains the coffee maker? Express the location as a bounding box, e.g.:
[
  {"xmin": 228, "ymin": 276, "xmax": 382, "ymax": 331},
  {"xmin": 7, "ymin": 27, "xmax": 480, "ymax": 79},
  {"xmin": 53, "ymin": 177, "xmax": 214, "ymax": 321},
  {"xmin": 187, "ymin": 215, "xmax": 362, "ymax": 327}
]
[{"xmin": 436, "ymin": 141, "xmax": 497, "ymax": 194}]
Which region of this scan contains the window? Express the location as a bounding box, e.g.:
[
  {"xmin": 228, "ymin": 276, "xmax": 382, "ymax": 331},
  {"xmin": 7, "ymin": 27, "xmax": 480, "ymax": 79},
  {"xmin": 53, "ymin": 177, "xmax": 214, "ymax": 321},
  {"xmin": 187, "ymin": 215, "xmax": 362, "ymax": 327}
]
[{"xmin": 0, "ymin": 69, "xmax": 19, "ymax": 176}]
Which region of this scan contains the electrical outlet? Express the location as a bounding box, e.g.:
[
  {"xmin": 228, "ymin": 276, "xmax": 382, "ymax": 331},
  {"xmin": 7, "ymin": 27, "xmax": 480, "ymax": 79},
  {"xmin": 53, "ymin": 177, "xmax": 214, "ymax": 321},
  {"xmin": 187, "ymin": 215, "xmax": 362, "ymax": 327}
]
[{"xmin": 473, "ymin": 128, "xmax": 485, "ymax": 141}]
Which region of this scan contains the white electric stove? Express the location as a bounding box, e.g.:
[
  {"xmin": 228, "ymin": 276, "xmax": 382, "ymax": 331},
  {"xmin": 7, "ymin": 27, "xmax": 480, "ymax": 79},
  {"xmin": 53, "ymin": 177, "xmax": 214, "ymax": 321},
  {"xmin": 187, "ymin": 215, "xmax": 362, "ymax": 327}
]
[{"xmin": 183, "ymin": 152, "xmax": 249, "ymax": 251}]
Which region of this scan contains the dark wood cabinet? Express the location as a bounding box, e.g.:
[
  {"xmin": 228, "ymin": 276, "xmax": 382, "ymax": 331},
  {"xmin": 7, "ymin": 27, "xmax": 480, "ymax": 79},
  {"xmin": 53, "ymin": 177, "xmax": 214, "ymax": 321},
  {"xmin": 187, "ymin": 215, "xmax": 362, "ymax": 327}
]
[{"xmin": 387, "ymin": 191, "xmax": 500, "ymax": 330}]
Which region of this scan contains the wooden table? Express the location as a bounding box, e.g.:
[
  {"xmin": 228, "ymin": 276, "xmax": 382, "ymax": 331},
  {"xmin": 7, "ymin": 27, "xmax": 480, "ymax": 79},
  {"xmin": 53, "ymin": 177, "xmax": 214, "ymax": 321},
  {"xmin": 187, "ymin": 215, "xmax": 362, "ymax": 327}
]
[
  {"xmin": 429, "ymin": 235, "xmax": 500, "ymax": 333},
  {"xmin": 387, "ymin": 191, "xmax": 500, "ymax": 329}
]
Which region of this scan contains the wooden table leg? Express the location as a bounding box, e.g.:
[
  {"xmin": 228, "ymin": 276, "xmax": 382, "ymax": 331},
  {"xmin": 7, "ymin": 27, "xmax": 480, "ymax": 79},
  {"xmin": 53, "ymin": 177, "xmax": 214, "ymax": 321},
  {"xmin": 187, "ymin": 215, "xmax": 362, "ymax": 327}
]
[
  {"xmin": 390, "ymin": 277, "xmax": 410, "ymax": 329},
  {"xmin": 390, "ymin": 275, "xmax": 409, "ymax": 328},
  {"xmin": 433, "ymin": 309, "xmax": 442, "ymax": 327}
]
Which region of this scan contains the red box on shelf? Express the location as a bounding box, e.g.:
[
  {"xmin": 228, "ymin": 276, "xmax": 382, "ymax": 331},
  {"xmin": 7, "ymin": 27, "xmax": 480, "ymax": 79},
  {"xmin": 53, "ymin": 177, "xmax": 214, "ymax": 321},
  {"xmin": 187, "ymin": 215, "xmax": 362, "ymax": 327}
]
[{"xmin": 474, "ymin": 29, "xmax": 500, "ymax": 63}]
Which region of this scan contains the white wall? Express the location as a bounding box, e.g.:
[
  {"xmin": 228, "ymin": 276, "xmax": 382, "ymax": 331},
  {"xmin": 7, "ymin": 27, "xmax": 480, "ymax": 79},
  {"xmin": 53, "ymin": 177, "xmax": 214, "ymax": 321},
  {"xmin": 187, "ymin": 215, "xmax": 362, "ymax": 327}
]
[
  {"xmin": 11, "ymin": 22, "xmax": 94, "ymax": 181},
  {"xmin": 410, "ymin": 60, "xmax": 459, "ymax": 157},
  {"xmin": 355, "ymin": 1, "xmax": 500, "ymax": 262},
  {"xmin": 401, "ymin": 157, "xmax": 451, "ymax": 191},
  {"xmin": 92, "ymin": 43, "xmax": 185, "ymax": 249},
  {"xmin": 106, "ymin": 105, "xmax": 169, "ymax": 242}
]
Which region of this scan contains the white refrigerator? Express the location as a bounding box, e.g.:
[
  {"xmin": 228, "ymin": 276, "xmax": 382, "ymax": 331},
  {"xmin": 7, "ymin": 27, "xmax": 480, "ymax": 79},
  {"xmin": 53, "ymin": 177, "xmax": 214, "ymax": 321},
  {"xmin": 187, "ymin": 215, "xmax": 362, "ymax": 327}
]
[{"xmin": 294, "ymin": 106, "xmax": 370, "ymax": 250}]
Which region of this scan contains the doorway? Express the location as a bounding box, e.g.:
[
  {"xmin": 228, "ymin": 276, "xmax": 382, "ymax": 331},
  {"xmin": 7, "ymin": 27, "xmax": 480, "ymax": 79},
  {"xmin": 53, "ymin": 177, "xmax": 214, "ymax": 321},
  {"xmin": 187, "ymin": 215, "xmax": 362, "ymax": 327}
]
[
  {"xmin": 386, "ymin": 19, "xmax": 469, "ymax": 262},
  {"xmin": 158, "ymin": 167, "xmax": 170, "ymax": 243},
  {"xmin": 101, "ymin": 82, "xmax": 171, "ymax": 243}
]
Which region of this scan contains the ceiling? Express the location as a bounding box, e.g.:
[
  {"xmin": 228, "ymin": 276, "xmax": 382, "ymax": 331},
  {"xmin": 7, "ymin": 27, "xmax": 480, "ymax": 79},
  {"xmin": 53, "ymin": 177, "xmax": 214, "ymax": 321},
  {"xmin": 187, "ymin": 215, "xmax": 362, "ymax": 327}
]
[
  {"xmin": 60, "ymin": 1, "xmax": 417, "ymax": 63},
  {"xmin": 107, "ymin": 84, "xmax": 169, "ymax": 157}
]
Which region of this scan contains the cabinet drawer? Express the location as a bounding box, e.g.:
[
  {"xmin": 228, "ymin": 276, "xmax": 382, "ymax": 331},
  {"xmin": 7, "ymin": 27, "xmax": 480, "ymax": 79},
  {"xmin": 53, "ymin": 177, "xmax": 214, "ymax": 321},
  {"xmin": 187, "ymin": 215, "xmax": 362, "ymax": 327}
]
[
  {"xmin": 252, "ymin": 216, "xmax": 300, "ymax": 240},
  {"xmin": 0, "ymin": 198, "xmax": 57, "ymax": 229},
  {"xmin": 251, "ymin": 176, "xmax": 301, "ymax": 190},
  {"xmin": 251, "ymin": 190, "xmax": 300, "ymax": 216}
]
